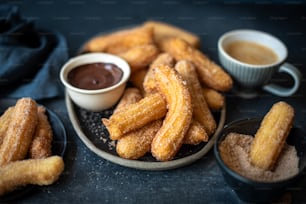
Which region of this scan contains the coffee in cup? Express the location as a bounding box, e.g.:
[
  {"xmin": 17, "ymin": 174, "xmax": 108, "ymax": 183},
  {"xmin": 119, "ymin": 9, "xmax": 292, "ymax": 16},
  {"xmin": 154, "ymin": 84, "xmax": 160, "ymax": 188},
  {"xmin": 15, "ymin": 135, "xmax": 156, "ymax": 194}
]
[{"xmin": 218, "ymin": 29, "xmax": 302, "ymax": 98}]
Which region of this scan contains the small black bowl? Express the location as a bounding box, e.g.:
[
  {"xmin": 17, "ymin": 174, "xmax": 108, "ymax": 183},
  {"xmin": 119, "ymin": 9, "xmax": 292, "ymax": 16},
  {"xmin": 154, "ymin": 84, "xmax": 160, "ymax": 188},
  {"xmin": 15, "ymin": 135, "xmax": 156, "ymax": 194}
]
[{"xmin": 214, "ymin": 118, "xmax": 306, "ymax": 203}]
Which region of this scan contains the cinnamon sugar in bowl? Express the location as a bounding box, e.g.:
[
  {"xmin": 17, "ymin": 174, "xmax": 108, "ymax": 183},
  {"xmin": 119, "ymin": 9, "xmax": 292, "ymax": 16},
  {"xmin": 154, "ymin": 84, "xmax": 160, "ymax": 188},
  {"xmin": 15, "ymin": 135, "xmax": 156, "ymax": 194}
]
[{"xmin": 214, "ymin": 118, "xmax": 306, "ymax": 203}]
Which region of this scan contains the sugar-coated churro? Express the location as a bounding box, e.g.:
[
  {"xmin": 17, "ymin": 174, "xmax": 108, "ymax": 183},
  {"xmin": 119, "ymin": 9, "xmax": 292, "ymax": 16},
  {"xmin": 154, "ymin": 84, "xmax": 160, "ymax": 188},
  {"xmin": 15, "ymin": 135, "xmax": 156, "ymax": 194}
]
[
  {"xmin": 250, "ymin": 101, "xmax": 294, "ymax": 170},
  {"xmin": 202, "ymin": 86, "xmax": 225, "ymax": 111},
  {"xmin": 82, "ymin": 25, "xmax": 154, "ymax": 54},
  {"xmin": 144, "ymin": 21, "xmax": 201, "ymax": 48},
  {"xmin": 0, "ymin": 98, "xmax": 38, "ymax": 166},
  {"xmin": 175, "ymin": 60, "xmax": 216, "ymax": 136},
  {"xmin": 151, "ymin": 65, "xmax": 192, "ymax": 161},
  {"xmin": 0, "ymin": 156, "xmax": 64, "ymax": 196},
  {"xmin": 102, "ymin": 93, "xmax": 167, "ymax": 140},
  {"xmin": 0, "ymin": 107, "xmax": 14, "ymax": 146},
  {"xmin": 143, "ymin": 53, "xmax": 175, "ymax": 94},
  {"xmin": 29, "ymin": 106, "xmax": 53, "ymax": 159},
  {"xmin": 160, "ymin": 37, "xmax": 233, "ymax": 92},
  {"xmin": 118, "ymin": 44, "xmax": 160, "ymax": 72}
]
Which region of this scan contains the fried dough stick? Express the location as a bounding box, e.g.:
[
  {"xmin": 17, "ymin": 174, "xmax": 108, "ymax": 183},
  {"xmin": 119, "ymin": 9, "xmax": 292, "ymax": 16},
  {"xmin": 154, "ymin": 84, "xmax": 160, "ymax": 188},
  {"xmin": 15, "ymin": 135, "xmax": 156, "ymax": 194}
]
[
  {"xmin": 160, "ymin": 37, "xmax": 233, "ymax": 92},
  {"xmin": 143, "ymin": 53, "xmax": 175, "ymax": 94},
  {"xmin": 0, "ymin": 107, "xmax": 14, "ymax": 146},
  {"xmin": 83, "ymin": 25, "xmax": 154, "ymax": 54},
  {"xmin": 118, "ymin": 44, "xmax": 160, "ymax": 72},
  {"xmin": 175, "ymin": 60, "xmax": 216, "ymax": 136},
  {"xmin": 143, "ymin": 21, "xmax": 201, "ymax": 48},
  {"xmin": 202, "ymin": 87, "xmax": 225, "ymax": 111},
  {"xmin": 110, "ymin": 88, "xmax": 161, "ymax": 159},
  {"xmin": 29, "ymin": 106, "xmax": 53, "ymax": 159},
  {"xmin": 250, "ymin": 101, "xmax": 294, "ymax": 170},
  {"xmin": 151, "ymin": 65, "xmax": 192, "ymax": 161},
  {"xmin": 102, "ymin": 93, "xmax": 167, "ymax": 140},
  {"xmin": 0, "ymin": 156, "xmax": 64, "ymax": 196},
  {"xmin": 0, "ymin": 98, "xmax": 38, "ymax": 166}
]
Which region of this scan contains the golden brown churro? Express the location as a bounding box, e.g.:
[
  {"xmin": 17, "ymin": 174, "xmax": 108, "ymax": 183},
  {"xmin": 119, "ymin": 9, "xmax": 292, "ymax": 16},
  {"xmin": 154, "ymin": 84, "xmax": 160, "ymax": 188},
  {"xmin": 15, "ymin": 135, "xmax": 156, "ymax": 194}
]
[
  {"xmin": 175, "ymin": 60, "xmax": 216, "ymax": 136},
  {"xmin": 116, "ymin": 120, "xmax": 162, "ymax": 160},
  {"xmin": 129, "ymin": 69, "xmax": 147, "ymax": 95},
  {"xmin": 0, "ymin": 156, "xmax": 64, "ymax": 196},
  {"xmin": 160, "ymin": 37, "xmax": 233, "ymax": 92},
  {"xmin": 184, "ymin": 120, "xmax": 209, "ymax": 144},
  {"xmin": 0, "ymin": 98, "xmax": 38, "ymax": 166},
  {"xmin": 202, "ymin": 87, "xmax": 225, "ymax": 111},
  {"xmin": 144, "ymin": 21, "xmax": 201, "ymax": 48},
  {"xmin": 151, "ymin": 65, "xmax": 192, "ymax": 161},
  {"xmin": 143, "ymin": 53, "xmax": 175, "ymax": 94},
  {"xmin": 118, "ymin": 44, "xmax": 160, "ymax": 72},
  {"xmin": 29, "ymin": 106, "xmax": 53, "ymax": 159},
  {"xmin": 250, "ymin": 101, "xmax": 294, "ymax": 170},
  {"xmin": 102, "ymin": 93, "xmax": 167, "ymax": 140},
  {"xmin": 0, "ymin": 106, "xmax": 14, "ymax": 146},
  {"xmin": 113, "ymin": 87, "xmax": 161, "ymax": 159},
  {"xmin": 82, "ymin": 25, "xmax": 154, "ymax": 54}
]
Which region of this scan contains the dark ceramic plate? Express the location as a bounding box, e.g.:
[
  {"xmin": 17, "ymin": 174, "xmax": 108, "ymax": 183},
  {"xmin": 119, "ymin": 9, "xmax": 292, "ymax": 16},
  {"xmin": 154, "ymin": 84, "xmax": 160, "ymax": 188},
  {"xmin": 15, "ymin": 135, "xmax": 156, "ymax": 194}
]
[
  {"xmin": 66, "ymin": 92, "xmax": 226, "ymax": 170},
  {"xmin": 0, "ymin": 98, "xmax": 67, "ymax": 201}
]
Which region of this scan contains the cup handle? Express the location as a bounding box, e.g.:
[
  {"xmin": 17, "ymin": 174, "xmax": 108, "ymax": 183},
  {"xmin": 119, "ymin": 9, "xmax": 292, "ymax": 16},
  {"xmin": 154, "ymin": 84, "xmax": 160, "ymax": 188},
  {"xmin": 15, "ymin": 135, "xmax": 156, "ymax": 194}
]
[{"xmin": 263, "ymin": 63, "xmax": 302, "ymax": 97}]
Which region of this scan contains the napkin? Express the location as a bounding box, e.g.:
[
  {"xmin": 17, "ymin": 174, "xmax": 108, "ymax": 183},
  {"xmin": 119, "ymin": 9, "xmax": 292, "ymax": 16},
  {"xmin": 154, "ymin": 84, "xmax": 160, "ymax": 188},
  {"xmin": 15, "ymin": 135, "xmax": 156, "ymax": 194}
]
[{"xmin": 0, "ymin": 5, "xmax": 68, "ymax": 100}]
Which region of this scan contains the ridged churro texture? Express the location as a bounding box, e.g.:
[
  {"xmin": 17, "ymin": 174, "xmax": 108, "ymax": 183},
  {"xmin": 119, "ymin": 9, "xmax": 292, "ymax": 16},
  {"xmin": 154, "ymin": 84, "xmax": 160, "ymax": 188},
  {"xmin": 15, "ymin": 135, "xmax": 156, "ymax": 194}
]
[
  {"xmin": 29, "ymin": 106, "xmax": 53, "ymax": 159},
  {"xmin": 113, "ymin": 88, "xmax": 162, "ymax": 159},
  {"xmin": 175, "ymin": 60, "xmax": 216, "ymax": 136},
  {"xmin": 0, "ymin": 156, "xmax": 64, "ymax": 196},
  {"xmin": 102, "ymin": 93, "xmax": 167, "ymax": 140},
  {"xmin": 250, "ymin": 101, "xmax": 294, "ymax": 170},
  {"xmin": 151, "ymin": 65, "xmax": 192, "ymax": 161},
  {"xmin": 160, "ymin": 37, "xmax": 233, "ymax": 92},
  {"xmin": 0, "ymin": 98, "xmax": 38, "ymax": 166}
]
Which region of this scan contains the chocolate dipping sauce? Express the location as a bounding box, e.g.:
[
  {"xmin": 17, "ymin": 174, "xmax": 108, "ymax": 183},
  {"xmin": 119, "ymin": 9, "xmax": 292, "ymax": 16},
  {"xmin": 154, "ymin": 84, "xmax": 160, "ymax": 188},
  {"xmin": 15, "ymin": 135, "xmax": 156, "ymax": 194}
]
[{"xmin": 68, "ymin": 63, "xmax": 123, "ymax": 90}]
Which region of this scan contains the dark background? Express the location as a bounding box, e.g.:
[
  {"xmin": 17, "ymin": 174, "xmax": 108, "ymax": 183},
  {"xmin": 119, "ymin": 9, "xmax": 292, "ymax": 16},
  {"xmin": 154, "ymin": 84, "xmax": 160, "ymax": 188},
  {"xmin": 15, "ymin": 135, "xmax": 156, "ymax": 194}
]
[{"xmin": 2, "ymin": 0, "xmax": 306, "ymax": 203}]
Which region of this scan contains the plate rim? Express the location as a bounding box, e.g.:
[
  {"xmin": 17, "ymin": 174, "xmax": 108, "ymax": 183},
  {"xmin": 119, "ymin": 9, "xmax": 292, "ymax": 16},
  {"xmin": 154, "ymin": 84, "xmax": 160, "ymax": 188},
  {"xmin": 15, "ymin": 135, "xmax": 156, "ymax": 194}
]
[
  {"xmin": 66, "ymin": 91, "xmax": 226, "ymax": 170},
  {"xmin": 0, "ymin": 98, "xmax": 67, "ymax": 201}
]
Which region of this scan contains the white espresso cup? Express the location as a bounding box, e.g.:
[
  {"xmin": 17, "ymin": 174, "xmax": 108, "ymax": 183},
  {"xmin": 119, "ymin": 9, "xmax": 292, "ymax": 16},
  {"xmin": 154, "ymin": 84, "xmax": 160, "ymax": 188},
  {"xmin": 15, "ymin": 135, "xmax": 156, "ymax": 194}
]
[{"xmin": 218, "ymin": 29, "xmax": 302, "ymax": 98}]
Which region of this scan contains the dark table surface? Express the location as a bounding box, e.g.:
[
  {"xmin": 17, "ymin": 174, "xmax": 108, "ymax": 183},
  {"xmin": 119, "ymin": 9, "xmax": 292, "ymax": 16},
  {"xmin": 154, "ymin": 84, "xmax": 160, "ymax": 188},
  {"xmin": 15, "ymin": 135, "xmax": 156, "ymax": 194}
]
[{"xmin": 2, "ymin": 0, "xmax": 306, "ymax": 203}]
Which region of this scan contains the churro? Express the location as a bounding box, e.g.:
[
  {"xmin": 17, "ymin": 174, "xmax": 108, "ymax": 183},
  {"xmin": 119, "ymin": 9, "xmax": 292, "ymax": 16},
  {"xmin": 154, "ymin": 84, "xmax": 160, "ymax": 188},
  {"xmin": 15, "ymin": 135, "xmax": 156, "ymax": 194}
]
[
  {"xmin": 160, "ymin": 37, "xmax": 233, "ymax": 92},
  {"xmin": 0, "ymin": 156, "xmax": 64, "ymax": 196},
  {"xmin": 144, "ymin": 21, "xmax": 201, "ymax": 48},
  {"xmin": 82, "ymin": 25, "xmax": 154, "ymax": 54},
  {"xmin": 184, "ymin": 120, "xmax": 209, "ymax": 144},
  {"xmin": 175, "ymin": 60, "xmax": 216, "ymax": 136},
  {"xmin": 129, "ymin": 69, "xmax": 147, "ymax": 95},
  {"xmin": 118, "ymin": 44, "xmax": 160, "ymax": 72},
  {"xmin": 29, "ymin": 106, "xmax": 53, "ymax": 159},
  {"xmin": 102, "ymin": 93, "xmax": 167, "ymax": 140},
  {"xmin": 0, "ymin": 98, "xmax": 38, "ymax": 166},
  {"xmin": 202, "ymin": 87, "xmax": 225, "ymax": 111},
  {"xmin": 116, "ymin": 120, "xmax": 162, "ymax": 159},
  {"xmin": 151, "ymin": 65, "xmax": 192, "ymax": 161},
  {"xmin": 112, "ymin": 88, "xmax": 159, "ymax": 159},
  {"xmin": 250, "ymin": 101, "xmax": 294, "ymax": 170},
  {"xmin": 143, "ymin": 53, "xmax": 175, "ymax": 94},
  {"xmin": 0, "ymin": 106, "xmax": 14, "ymax": 146}
]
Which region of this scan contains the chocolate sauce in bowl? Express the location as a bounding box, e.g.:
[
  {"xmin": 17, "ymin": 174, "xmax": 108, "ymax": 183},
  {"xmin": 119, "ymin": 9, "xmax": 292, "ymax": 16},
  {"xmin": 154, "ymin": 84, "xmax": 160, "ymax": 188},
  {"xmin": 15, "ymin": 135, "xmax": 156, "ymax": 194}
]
[{"xmin": 68, "ymin": 63, "xmax": 123, "ymax": 90}]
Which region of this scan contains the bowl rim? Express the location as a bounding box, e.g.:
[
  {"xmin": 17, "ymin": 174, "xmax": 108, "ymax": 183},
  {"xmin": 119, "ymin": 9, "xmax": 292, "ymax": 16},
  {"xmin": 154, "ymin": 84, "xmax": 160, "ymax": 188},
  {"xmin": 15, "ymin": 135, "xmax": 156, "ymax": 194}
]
[
  {"xmin": 217, "ymin": 29, "xmax": 288, "ymax": 69},
  {"xmin": 60, "ymin": 53, "xmax": 131, "ymax": 95},
  {"xmin": 214, "ymin": 117, "xmax": 304, "ymax": 186}
]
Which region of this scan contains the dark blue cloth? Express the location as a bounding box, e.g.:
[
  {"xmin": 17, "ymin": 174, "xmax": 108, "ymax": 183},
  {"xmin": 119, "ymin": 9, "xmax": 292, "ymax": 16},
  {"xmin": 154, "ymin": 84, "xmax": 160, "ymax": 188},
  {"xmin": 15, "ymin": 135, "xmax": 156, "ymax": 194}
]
[{"xmin": 0, "ymin": 5, "xmax": 68, "ymax": 100}]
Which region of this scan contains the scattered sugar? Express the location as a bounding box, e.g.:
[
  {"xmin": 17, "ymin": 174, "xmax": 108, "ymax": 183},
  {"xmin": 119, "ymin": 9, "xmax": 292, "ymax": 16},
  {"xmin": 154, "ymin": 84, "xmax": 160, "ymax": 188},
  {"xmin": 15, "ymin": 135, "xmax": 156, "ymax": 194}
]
[{"xmin": 219, "ymin": 133, "xmax": 299, "ymax": 182}]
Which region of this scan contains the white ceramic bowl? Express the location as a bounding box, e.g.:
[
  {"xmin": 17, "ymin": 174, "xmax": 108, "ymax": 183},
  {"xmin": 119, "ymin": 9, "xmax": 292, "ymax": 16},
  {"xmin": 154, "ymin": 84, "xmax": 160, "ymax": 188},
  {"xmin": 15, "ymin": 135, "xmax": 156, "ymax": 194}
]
[{"xmin": 60, "ymin": 53, "xmax": 130, "ymax": 112}]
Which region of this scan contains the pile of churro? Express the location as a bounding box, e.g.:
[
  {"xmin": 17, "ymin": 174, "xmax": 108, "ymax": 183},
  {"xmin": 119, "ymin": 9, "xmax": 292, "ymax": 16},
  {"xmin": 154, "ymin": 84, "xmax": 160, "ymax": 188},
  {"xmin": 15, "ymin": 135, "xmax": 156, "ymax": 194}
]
[
  {"xmin": 0, "ymin": 98, "xmax": 64, "ymax": 196},
  {"xmin": 83, "ymin": 21, "xmax": 233, "ymax": 161}
]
